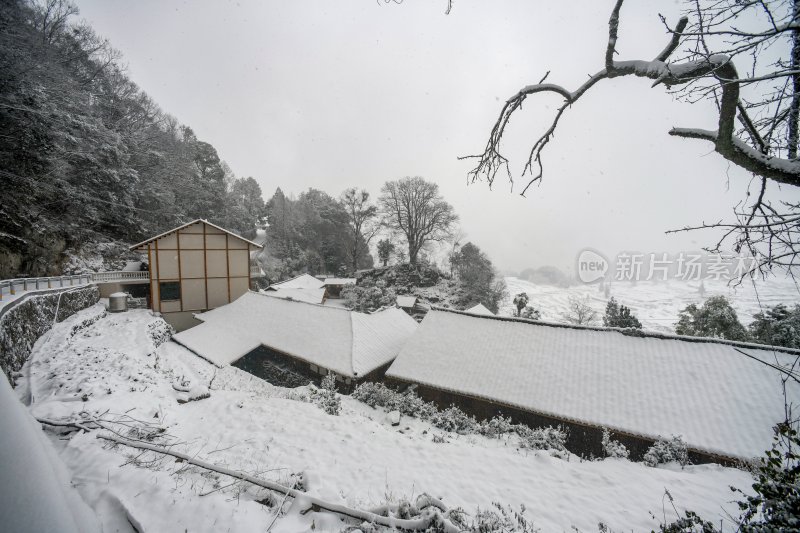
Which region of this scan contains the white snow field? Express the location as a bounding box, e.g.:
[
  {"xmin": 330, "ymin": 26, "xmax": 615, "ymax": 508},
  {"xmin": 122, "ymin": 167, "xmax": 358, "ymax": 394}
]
[
  {"xmin": 17, "ymin": 305, "xmax": 756, "ymax": 532},
  {"xmin": 501, "ymin": 276, "xmax": 800, "ymax": 333}
]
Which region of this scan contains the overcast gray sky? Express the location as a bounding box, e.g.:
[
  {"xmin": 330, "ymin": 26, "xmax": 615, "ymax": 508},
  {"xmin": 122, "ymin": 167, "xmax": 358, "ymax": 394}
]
[{"xmin": 74, "ymin": 0, "xmax": 800, "ymax": 273}]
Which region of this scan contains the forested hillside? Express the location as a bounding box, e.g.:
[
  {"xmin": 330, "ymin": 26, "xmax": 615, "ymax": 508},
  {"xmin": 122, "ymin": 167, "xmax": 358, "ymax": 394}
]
[
  {"xmin": 260, "ymin": 187, "xmax": 374, "ymax": 281},
  {"xmin": 0, "ymin": 0, "xmax": 265, "ymax": 277},
  {"xmin": 0, "ymin": 0, "xmax": 506, "ymax": 299}
]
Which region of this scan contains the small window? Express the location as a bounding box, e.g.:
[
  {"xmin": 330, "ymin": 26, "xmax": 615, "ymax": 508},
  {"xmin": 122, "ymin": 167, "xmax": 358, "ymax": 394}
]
[
  {"xmin": 310, "ymin": 364, "xmax": 318, "ymax": 373},
  {"xmin": 159, "ymin": 281, "xmax": 181, "ymax": 301}
]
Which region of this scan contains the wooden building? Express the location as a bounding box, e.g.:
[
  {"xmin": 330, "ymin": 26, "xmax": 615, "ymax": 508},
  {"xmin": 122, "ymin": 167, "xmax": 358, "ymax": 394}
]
[{"xmin": 130, "ymin": 219, "xmax": 262, "ymax": 331}]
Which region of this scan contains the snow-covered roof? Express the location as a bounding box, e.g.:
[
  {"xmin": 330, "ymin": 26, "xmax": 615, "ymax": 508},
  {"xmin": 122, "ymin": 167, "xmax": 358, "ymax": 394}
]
[
  {"xmin": 465, "ymin": 303, "xmax": 494, "ymax": 316},
  {"xmin": 122, "ymin": 261, "xmax": 143, "ymax": 272},
  {"xmin": 323, "ymin": 278, "xmax": 356, "ymax": 286},
  {"xmin": 130, "ymin": 219, "xmax": 262, "ymax": 250},
  {"xmin": 396, "ymin": 295, "xmax": 417, "ymax": 308},
  {"xmin": 266, "ymin": 273, "xmax": 325, "ymax": 290},
  {"xmin": 386, "ymin": 309, "xmax": 800, "ymax": 460},
  {"xmin": 173, "ymin": 291, "xmax": 418, "ymax": 377},
  {"xmin": 264, "ymin": 287, "xmax": 326, "ymax": 305}
]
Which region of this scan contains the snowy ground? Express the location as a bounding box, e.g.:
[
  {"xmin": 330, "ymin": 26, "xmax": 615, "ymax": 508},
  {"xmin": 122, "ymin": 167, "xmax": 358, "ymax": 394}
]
[
  {"xmin": 16, "ymin": 305, "xmax": 756, "ymax": 532},
  {"xmin": 500, "ymin": 276, "xmax": 800, "ymax": 334}
]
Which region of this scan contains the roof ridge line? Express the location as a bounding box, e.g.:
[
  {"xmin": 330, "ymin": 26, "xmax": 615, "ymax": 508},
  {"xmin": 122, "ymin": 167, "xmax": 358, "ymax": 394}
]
[
  {"xmin": 431, "ymin": 306, "xmax": 800, "ymax": 355},
  {"xmin": 255, "ymin": 290, "xmax": 352, "ymax": 313},
  {"xmin": 129, "ymin": 219, "xmax": 263, "ymax": 250}
]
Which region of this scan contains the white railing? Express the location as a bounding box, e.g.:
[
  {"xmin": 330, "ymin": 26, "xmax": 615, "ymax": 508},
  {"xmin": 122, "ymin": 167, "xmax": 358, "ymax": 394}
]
[
  {"xmin": 0, "ymin": 271, "xmax": 153, "ymax": 301},
  {"xmin": 90, "ymin": 271, "xmax": 150, "ymax": 283},
  {"xmin": 1, "ymin": 265, "xmax": 266, "ymax": 301},
  {"xmin": 0, "ymin": 274, "xmax": 92, "ymax": 301}
]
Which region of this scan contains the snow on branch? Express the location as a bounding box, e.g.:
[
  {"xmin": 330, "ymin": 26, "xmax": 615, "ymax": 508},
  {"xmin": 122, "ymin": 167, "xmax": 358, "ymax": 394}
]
[
  {"xmin": 463, "ymin": 0, "xmax": 800, "ymax": 194},
  {"xmin": 96, "ymin": 431, "xmax": 462, "ymax": 532}
]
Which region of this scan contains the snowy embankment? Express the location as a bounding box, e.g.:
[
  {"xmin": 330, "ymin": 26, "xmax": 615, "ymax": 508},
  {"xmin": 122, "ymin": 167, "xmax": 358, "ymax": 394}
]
[
  {"xmin": 17, "ymin": 305, "xmax": 753, "ymax": 532},
  {"xmin": 501, "ymin": 276, "xmax": 800, "ymax": 333}
]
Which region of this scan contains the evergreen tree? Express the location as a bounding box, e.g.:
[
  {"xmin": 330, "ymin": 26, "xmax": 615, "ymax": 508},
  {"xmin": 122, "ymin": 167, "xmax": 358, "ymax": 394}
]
[
  {"xmin": 451, "ymin": 242, "xmax": 506, "ymax": 313},
  {"xmin": 749, "ymin": 303, "xmax": 800, "ymax": 349},
  {"xmin": 603, "ymin": 297, "xmax": 643, "ymax": 329},
  {"xmin": 0, "ymin": 0, "xmax": 268, "ymax": 276},
  {"xmin": 377, "ymin": 239, "xmax": 395, "ymax": 267},
  {"xmin": 675, "ymin": 296, "xmax": 749, "ymax": 341}
]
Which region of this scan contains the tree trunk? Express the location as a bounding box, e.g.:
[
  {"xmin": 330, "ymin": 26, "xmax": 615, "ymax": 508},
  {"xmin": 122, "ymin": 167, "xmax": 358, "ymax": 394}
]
[{"xmin": 789, "ymin": 0, "xmax": 800, "ymax": 159}]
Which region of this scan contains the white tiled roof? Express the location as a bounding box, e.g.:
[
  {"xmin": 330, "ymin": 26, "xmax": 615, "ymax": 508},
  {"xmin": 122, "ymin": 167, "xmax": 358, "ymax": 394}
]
[
  {"xmin": 324, "ymin": 278, "xmax": 356, "ymax": 286},
  {"xmin": 386, "ymin": 309, "xmax": 800, "ymax": 460},
  {"xmin": 266, "ymin": 288, "xmax": 326, "ymax": 305},
  {"xmin": 173, "ymin": 291, "xmax": 417, "ymax": 378},
  {"xmin": 396, "ymin": 295, "xmax": 418, "ymax": 308},
  {"xmin": 268, "ymin": 274, "xmax": 325, "ymax": 290},
  {"xmin": 465, "ymin": 303, "xmax": 494, "ymax": 316}
]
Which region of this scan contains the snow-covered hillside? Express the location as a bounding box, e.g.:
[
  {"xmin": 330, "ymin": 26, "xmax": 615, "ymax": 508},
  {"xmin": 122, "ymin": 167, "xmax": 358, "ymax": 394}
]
[
  {"xmin": 15, "ymin": 304, "xmax": 755, "ymax": 532},
  {"xmin": 501, "ymin": 276, "xmax": 800, "ymax": 334}
]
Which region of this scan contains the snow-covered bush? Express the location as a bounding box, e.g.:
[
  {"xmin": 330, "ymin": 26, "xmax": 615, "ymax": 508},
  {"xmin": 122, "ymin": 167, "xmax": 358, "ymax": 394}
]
[
  {"xmin": 515, "ymin": 425, "xmax": 567, "ymax": 452},
  {"xmin": 479, "ymin": 415, "xmax": 515, "ymax": 438},
  {"xmin": 146, "ymin": 319, "xmax": 174, "ymax": 350},
  {"xmin": 520, "ymin": 305, "xmax": 541, "ymax": 320},
  {"xmin": 341, "ymin": 280, "xmax": 397, "ymax": 312},
  {"xmin": 449, "ymin": 502, "xmax": 538, "ymax": 532},
  {"xmin": 352, "ymin": 383, "xmax": 569, "ymax": 452},
  {"xmin": 351, "ymin": 382, "xmax": 437, "ymax": 419},
  {"xmin": 350, "ymin": 382, "xmax": 386, "ymax": 407},
  {"xmin": 430, "ymin": 405, "xmax": 480, "ymax": 434},
  {"xmin": 601, "ymin": 428, "xmax": 630, "ymax": 459},
  {"xmin": 69, "ymin": 310, "xmax": 107, "ymax": 338},
  {"xmin": 659, "ymin": 423, "xmax": 800, "ymax": 532},
  {"xmin": 312, "ymin": 374, "xmax": 341, "ymax": 416},
  {"xmin": 643, "ymin": 436, "xmax": 689, "ymax": 467}
]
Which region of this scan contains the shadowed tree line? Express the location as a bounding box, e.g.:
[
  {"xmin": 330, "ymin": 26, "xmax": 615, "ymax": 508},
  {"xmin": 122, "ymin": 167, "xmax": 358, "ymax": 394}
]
[{"xmin": 0, "ymin": 0, "xmax": 265, "ymax": 276}]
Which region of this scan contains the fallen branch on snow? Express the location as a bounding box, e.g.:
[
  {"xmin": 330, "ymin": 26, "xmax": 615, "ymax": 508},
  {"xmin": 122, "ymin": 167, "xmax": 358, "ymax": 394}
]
[{"xmin": 96, "ymin": 432, "xmax": 460, "ymax": 532}]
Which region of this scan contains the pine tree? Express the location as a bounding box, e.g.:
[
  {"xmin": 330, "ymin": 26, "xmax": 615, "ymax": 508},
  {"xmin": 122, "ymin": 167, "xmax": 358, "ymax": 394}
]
[
  {"xmin": 675, "ymin": 296, "xmax": 749, "ymax": 341},
  {"xmin": 377, "ymin": 238, "xmax": 395, "ymax": 267},
  {"xmin": 603, "ymin": 297, "xmax": 642, "ymax": 329},
  {"xmin": 749, "ymin": 303, "xmax": 800, "ymax": 348}
]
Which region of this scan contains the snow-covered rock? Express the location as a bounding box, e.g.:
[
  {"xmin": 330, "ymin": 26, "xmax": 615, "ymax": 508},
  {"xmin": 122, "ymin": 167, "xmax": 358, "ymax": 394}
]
[{"xmin": 386, "ymin": 409, "xmax": 401, "ymax": 426}]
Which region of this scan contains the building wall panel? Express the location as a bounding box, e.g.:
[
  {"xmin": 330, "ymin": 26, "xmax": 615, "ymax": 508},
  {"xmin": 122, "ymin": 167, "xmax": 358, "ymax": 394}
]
[
  {"xmin": 181, "ymin": 222, "xmax": 204, "ymax": 234},
  {"xmin": 179, "ymin": 233, "xmax": 204, "ymax": 249},
  {"xmin": 229, "ymin": 277, "xmax": 249, "ymax": 300},
  {"xmin": 180, "ymin": 250, "xmax": 205, "ymax": 279},
  {"xmin": 207, "ymin": 278, "xmax": 229, "ymax": 308},
  {"xmin": 228, "ymin": 238, "xmax": 248, "ymax": 250},
  {"xmin": 206, "ymin": 250, "xmax": 228, "ymax": 277},
  {"xmin": 159, "ymin": 233, "xmax": 177, "ymax": 248},
  {"xmin": 206, "ymin": 234, "xmax": 227, "ymax": 249},
  {"xmin": 181, "ymin": 278, "xmax": 206, "ymax": 311},
  {"xmin": 161, "ymin": 300, "xmax": 181, "ymax": 313},
  {"xmin": 157, "ymin": 251, "xmax": 179, "ymax": 279},
  {"xmin": 228, "ymin": 250, "xmax": 249, "ymax": 277}
]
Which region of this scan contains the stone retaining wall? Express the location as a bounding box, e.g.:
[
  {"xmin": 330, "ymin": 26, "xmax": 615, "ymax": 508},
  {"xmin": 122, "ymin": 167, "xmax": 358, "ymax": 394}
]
[{"xmin": 0, "ymin": 285, "xmax": 99, "ymax": 382}]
